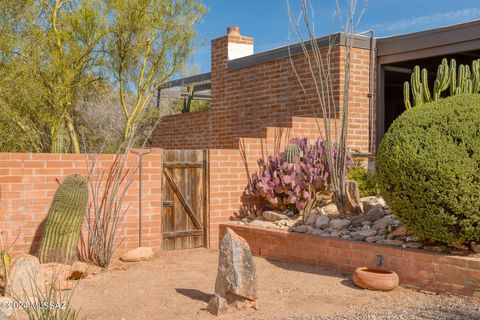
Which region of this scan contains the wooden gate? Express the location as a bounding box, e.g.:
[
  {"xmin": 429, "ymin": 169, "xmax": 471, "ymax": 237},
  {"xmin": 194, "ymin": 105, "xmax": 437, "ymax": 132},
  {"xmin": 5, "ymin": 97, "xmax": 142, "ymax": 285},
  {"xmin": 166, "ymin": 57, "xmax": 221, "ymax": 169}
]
[{"xmin": 162, "ymin": 150, "xmax": 208, "ymax": 250}]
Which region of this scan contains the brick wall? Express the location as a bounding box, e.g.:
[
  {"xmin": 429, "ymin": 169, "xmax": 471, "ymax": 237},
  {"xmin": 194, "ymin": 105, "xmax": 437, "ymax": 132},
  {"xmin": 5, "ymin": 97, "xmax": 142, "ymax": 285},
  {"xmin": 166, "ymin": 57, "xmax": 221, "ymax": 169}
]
[
  {"xmin": 222, "ymin": 224, "xmax": 480, "ymax": 297},
  {"xmin": 0, "ymin": 150, "xmax": 163, "ymax": 257},
  {"xmin": 151, "ymin": 30, "xmax": 375, "ymax": 152},
  {"xmin": 151, "ymin": 28, "xmax": 375, "ymax": 247}
]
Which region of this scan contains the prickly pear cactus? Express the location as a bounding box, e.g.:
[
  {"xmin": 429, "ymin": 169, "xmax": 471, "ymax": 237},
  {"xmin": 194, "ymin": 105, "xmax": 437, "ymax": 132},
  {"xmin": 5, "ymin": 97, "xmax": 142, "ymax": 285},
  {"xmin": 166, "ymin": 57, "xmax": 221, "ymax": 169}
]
[
  {"xmin": 38, "ymin": 174, "xmax": 88, "ymax": 265},
  {"xmin": 284, "ymin": 144, "xmax": 301, "ymax": 163}
]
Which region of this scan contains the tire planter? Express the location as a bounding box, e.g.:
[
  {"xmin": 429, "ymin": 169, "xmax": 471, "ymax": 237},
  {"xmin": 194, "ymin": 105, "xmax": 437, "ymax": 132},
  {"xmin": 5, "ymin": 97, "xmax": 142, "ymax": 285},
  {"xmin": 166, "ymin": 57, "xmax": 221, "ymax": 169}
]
[{"xmin": 353, "ymin": 267, "xmax": 399, "ymax": 291}]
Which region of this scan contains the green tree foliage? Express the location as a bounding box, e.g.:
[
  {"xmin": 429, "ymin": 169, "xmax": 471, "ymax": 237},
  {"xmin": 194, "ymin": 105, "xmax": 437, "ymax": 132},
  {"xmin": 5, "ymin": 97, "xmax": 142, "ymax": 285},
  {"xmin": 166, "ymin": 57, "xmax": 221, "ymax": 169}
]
[
  {"xmin": 377, "ymin": 94, "xmax": 480, "ymax": 246},
  {"xmin": 0, "ymin": 0, "xmax": 206, "ymax": 153},
  {"xmin": 105, "ymin": 0, "xmax": 207, "ymax": 143}
]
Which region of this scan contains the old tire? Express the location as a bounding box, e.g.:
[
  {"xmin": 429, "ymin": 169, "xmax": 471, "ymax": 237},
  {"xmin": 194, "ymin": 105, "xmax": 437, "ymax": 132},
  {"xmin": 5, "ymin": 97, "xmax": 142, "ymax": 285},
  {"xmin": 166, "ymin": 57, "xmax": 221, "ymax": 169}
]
[{"xmin": 353, "ymin": 267, "xmax": 399, "ymax": 291}]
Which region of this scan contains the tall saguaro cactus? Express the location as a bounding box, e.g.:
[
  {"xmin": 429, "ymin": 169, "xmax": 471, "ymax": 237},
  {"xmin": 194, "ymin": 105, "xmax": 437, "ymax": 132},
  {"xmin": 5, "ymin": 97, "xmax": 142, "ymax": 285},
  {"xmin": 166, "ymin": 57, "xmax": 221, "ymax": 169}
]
[
  {"xmin": 403, "ymin": 58, "xmax": 480, "ymax": 109},
  {"xmin": 38, "ymin": 174, "xmax": 88, "ymax": 265}
]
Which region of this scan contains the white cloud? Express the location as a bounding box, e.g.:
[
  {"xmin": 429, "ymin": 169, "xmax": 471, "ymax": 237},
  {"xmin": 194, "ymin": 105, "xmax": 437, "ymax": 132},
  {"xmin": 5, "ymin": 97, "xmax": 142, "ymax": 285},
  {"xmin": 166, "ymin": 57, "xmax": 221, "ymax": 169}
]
[{"xmin": 373, "ymin": 7, "xmax": 480, "ymax": 36}]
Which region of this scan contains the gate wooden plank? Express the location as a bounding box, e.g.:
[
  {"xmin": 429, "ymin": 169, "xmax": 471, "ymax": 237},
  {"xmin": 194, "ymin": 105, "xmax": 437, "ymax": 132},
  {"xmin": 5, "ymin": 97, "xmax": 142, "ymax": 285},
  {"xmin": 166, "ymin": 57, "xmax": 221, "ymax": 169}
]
[
  {"xmin": 163, "ymin": 168, "xmax": 202, "ymax": 229},
  {"xmin": 161, "ymin": 149, "xmax": 207, "ymax": 251}
]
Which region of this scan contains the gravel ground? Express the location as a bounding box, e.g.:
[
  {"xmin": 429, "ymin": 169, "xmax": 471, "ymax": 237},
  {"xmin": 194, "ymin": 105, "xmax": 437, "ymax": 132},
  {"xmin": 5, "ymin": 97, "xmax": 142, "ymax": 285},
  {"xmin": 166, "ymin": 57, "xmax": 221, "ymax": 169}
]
[
  {"xmin": 277, "ymin": 296, "xmax": 480, "ymax": 320},
  {"xmin": 66, "ymin": 249, "xmax": 480, "ymax": 320}
]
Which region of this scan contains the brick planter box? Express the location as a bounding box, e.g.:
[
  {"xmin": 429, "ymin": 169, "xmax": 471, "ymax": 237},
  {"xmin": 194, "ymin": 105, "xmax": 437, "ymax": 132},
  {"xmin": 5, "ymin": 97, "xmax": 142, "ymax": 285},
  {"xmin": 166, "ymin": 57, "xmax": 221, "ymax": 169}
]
[{"xmin": 220, "ymin": 223, "xmax": 480, "ymax": 297}]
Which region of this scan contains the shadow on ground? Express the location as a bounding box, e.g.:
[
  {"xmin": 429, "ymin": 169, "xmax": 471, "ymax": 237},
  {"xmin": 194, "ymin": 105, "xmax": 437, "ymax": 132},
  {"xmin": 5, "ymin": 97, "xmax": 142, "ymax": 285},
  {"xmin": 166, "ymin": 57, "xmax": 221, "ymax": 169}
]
[{"xmin": 176, "ymin": 288, "xmax": 214, "ymax": 303}]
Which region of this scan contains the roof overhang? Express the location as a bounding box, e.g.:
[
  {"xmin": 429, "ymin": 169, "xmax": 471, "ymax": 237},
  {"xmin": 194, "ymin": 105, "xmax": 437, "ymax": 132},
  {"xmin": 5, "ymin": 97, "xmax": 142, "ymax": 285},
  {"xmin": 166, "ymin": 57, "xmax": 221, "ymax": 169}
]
[{"xmin": 377, "ymin": 19, "xmax": 480, "ymax": 64}]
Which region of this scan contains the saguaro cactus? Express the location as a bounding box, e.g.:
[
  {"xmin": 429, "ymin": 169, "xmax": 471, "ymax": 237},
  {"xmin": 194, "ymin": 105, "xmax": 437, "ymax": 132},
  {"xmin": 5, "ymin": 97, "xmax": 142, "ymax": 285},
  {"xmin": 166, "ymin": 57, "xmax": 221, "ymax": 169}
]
[{"xmin": 38, "ymin": 174, "xmax": 88, "ymax": 265}]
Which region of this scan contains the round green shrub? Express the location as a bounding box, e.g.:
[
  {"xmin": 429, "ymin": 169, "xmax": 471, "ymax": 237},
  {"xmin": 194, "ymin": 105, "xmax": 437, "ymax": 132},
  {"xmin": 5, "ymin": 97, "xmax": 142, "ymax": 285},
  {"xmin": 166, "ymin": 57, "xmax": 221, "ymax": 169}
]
[{"xmin": 376, "ymin": 94, "xmax": 480, "ymax": 246}]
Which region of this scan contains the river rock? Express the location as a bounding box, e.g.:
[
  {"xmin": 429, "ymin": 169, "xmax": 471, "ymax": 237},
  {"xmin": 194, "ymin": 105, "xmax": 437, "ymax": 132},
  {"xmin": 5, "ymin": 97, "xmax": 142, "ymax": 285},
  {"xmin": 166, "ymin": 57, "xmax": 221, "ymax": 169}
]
[
  {"xmin": 70, "ymin": 261, "xmax": 88, "ymax": 280},
  {"xmin": 305, "ymin": 212, "xmax": 319, "ymax": 225},
  {"xmin": 249, "ymin": 219, "xmax": 275, "ymax": 229},
  {"xmin": 120, "ymin": 247, "xmax": 153, "ymax": 262},
  {"xmin": 330, "ymin": 219, "xmax": 351, "ymax": 230},
  {"xmin": 388, "ymin": 225, "xmax": 408, "ymax": 239},
  {"xmin": 351, "ymin": 207, "xmax": 385, "ymax": 227},
  {"xmin": 344, "ymin": 180, "xmax": 363, "ymax": 214},
  {"xmin": 373, "ymin": 215, "xmax": 396, "ymax": 230},
  {"xmin": 5, "ymin": 254, "xmax": 40, "ymax": 298},
  {"xmin": 207, "ymin": 228, "xmax": 257, "ymax": 315},
  {"xmin": 351, "ymin": 228, "xmax": 377, "ymax": 241},
  {"xmin": 262, "ymin": 210, "xmax": 288, "ymax": 222},
  {"xmin": 365, "ymin": 235, "xmax": 385, "ymax": 243},
  {"xmin": 361, "ymin": 196, "xmax": 386, "ymax": 212},
  {"xmin": 377, "ymin": 239, "xmax": 405, "ymax": 247},
  {"xmin": 319, "ymin": 203, "xmax": 339, "ymax": 216},
  {"xmin": 315, "ymin": 215, "xmax": 330, "ymax": 229}
]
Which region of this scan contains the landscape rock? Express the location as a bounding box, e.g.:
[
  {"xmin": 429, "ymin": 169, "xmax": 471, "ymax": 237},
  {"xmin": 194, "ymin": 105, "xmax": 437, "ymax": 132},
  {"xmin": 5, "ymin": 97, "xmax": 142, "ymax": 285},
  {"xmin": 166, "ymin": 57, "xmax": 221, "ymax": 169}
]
[
  {"xmin": 388, "ymin": 225, "xmax": 408, "ymax": 239},
  {"xmin": 70, "ymin": 261, "xmax": 88, "ymax": 280},
  {"xmin": 291, "ymin": 225, "xmax": 311, "ymax": 233},
  {"xmin": 5, "ymin": 254, "xmax": 40, "ymax": 298},
  {"xmin": 377, "ymin": 239, "xmax": 405, "ymax": 247},
  {"xmin": 344, "ymin": 180, "xmax": 363, "ymax": 214},
  {"xmin": 0, "ymin": 297, "xmax": 13, "ymax": 319},
  {"xmin": 207, "ymin": 228, "xmax": 257, "ymax": 315},
  {"xmin": 330, "ymin": 219, "xmax": 351, "ymax": 230},
  {"xmin": 262, "ymin": 210, "xmax": 289, "ymax": 222},
  {"xmin": 120, "ymin": 247, "xmax": 153, "ymax": 262},
  {"xmin": 471, "ymin": 242, "xmax": 480, "ymax": 253},
  {"xmin": 404, "ymin": 242, "xmax": 423, "ymax": 249},
  {"xmin": 373, "ymin": 215, "xmax": 396, "ymax": 230},
  {"xmin": 319, "ymin": 203, "xmax": 339, "ymax": 216},
  {"xmin": 361, "ymin": 196, "xmax": 386, "ymax": 212},
  {"xmin": 315, "ymin": 215, "xmax": 330, "ymax": 229},
  {"xmin": 351, "ymin": 228, "xmax": 377, "ymax": 241},
  {"xmin": 351, "ymin": 207, "xmax": 386, "ymax": 227},
  {"xmin": 365, "ymin": 235, "xmax": 386, "ymax": 243},
  {"xmin": 37, "ymin": 263, "xmax": 72, "ymax": 287},
  {"xmin": 305, "ymin": 212, "xmax": 319, "ymax": 225},
  {"xmin": 249, "ymin": 219, "xmax": 275, "ymax": 229}
]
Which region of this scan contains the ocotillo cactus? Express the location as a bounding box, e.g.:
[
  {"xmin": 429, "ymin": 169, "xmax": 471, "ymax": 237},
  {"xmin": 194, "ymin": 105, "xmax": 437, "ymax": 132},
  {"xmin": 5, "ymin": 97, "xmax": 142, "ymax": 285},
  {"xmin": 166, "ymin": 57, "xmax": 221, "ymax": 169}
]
[
  {"xmin": 38, "ymin": 174, "xmax": 88, "ymax": 265},
  {"xmin": 284, "ymin": 144, "xmax": 301, "ymax": 163}
]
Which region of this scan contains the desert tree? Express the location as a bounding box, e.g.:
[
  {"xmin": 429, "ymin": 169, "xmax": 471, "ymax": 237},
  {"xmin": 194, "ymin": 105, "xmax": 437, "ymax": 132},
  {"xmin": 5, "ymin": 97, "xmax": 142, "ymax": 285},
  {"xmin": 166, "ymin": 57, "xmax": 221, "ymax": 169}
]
[
  {"xmin": 287, "ymin": 0, "xmax": 368, "ymax": 216},
  {"xmin": 105, "ymin": 0, "xmax": 207, "ymax": 143}
]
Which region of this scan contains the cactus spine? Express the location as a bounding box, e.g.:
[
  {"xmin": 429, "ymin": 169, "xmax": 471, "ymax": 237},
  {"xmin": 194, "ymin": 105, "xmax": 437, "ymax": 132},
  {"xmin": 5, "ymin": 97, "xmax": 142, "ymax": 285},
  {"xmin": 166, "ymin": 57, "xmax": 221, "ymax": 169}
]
[
  {"xmin": 284, "ymin": 144, "xmax": 301, "ymax": 163},
  {"xmin": 404, "ymin": 58, "xmax": 480, "ymax": 109},
  {"xmin": 38, "ymin": 174, "xmax": 88, "ymax": 264}
]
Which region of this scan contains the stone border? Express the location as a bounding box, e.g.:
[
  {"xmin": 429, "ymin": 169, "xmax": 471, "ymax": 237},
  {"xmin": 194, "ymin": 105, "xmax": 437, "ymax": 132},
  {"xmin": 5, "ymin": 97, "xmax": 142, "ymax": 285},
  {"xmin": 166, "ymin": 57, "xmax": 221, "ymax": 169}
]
[{"xmin": 220, "ymin": 223, "xmax": 480, "ymax": 297}]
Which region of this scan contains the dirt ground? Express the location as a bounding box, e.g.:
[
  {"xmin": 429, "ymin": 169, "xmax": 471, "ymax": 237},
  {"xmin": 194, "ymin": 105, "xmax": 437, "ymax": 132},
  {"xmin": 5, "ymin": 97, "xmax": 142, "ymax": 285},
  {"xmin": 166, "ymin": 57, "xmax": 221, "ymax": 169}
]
[{"xmin": 68, "ymin": 249, "xmax": 478, "ymax": 320}]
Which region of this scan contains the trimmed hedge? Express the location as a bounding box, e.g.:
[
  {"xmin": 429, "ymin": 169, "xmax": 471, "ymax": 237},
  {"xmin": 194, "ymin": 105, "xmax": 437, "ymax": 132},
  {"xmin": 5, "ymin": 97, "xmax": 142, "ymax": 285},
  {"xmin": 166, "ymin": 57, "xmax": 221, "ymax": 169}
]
[{"xmin": 376, "ymin": 94, "xmax": 480, "ymax": 246}]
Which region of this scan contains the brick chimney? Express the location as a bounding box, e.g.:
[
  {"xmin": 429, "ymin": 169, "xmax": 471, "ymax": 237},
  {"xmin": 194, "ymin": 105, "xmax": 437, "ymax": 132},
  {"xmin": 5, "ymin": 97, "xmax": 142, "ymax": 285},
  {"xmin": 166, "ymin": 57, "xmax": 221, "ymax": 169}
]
[{"xmin": 211, "ymin": 26, "xmax": 254, "ymax": 108}]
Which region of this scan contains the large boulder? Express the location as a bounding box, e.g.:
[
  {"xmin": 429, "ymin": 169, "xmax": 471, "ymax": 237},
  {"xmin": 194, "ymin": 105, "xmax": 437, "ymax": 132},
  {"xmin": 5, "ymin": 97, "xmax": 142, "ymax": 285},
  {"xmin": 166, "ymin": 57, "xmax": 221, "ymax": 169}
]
[
  {"xmin": 5, "ymin": 254, "xmax": 40, "ymax": 298},
  {"xmin": 207, "ymin": 228, "xmax": 257, "ymax": 315}
]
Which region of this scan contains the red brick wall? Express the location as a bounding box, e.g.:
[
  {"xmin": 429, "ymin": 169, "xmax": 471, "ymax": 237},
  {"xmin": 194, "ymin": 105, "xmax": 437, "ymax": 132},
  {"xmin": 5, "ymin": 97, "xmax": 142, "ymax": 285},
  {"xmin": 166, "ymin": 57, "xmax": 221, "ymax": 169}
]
[
  {"xmin": 222, "ymin": 224, "xmax": 480, "ymax": 297},
  {"xmin": 0, "ymin": 150, "xmax": 163, "ymax": 257},
  {"xmin": 151, "ymin": 30, "xmax": 376, "ymax": 247},
  {"xmin": 151, "ymin": 34, "xmax": 375, "ymax": 150}
]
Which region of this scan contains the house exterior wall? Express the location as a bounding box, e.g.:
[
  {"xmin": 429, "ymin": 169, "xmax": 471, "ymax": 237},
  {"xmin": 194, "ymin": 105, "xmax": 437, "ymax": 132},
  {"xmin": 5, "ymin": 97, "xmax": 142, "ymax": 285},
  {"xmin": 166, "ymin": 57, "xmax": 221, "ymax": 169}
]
[{"xmin": 151, "ymin": 28, "xmax": 375, "ymax": 247}]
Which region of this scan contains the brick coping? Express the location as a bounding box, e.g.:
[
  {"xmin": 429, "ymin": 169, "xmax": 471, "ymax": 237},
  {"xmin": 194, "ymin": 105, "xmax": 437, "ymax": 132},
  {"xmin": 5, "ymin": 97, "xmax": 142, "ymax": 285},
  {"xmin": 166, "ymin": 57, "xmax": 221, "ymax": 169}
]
[{"xmin": 220, "ymin": 223, "xmax": 480, "ymax": 297}]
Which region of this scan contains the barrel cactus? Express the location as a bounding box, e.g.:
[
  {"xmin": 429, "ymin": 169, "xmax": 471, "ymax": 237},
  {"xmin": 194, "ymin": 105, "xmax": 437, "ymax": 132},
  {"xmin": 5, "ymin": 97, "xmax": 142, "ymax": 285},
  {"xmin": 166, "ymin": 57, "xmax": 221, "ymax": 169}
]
[
  {"xmin": 38, "ymin": 174, "xmax": 88, "ymax": 264},
  {"xmin": 284, "ymin": 143, "xmax": 301, "ymax": 163}
]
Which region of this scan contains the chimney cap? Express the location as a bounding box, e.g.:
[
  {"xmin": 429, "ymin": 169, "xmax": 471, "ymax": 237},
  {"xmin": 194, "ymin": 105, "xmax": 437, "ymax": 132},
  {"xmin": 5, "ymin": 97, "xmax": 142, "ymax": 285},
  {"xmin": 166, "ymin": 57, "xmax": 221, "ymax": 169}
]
[{"xmin": 227, "ymin": 26, "xmax": 240, "ymax": 36}]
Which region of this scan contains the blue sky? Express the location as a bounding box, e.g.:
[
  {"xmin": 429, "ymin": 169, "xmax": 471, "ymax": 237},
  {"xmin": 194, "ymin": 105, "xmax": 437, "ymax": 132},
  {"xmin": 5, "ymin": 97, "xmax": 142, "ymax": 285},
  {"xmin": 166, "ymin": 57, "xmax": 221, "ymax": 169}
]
[{"xmin": 188, "ymin": 0, "xmax": 480, "ymax": 73}]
